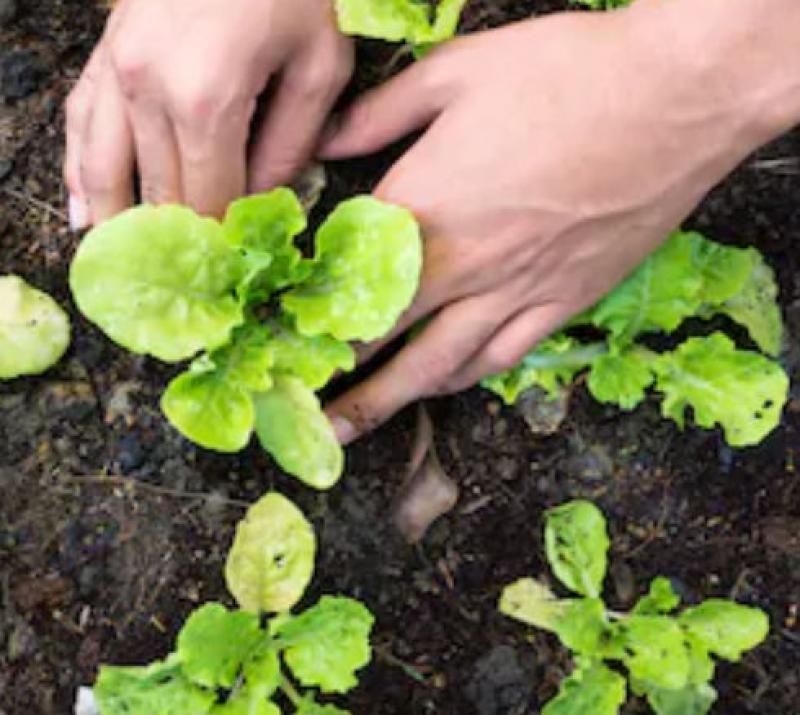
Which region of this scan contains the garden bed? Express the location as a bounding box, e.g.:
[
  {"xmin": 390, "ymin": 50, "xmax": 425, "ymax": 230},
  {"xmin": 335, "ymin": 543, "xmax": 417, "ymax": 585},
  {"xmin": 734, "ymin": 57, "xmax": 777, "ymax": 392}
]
[{"xmin": 1, "ymin": 1, "xmax": 799, "ymax": 713}]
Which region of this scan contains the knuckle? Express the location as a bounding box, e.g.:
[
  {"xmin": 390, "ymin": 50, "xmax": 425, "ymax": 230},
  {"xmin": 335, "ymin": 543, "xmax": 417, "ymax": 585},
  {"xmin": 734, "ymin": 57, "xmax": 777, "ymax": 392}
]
[{"xmin": 110, "ymin": 41, "xmax": 150, "ymax": 96}]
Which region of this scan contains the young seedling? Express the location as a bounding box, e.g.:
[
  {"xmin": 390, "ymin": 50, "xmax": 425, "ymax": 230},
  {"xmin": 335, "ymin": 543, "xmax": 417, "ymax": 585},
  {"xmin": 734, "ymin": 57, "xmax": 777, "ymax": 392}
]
[
  {"xmin": 0, "ymin": 274, "xmax": 70, "ymax": 379},
  {"xmin": 483, "ymin": 231, "xmax": 789, "ymax": 447},
  {"xmin": 500, "ymin": 500, "xmax": 769, "ymax": 715},
  {"xmin": 69, "ymin": 190, "xmax": 422, "ymax": 489},
  {"xmin": 92, "ymin": 492, "xmax": 374, "ymax": 715}
]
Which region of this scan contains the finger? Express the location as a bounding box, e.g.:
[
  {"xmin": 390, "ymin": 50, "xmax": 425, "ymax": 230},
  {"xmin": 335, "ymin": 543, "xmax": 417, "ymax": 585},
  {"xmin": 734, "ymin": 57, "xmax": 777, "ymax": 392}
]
[
  {"xmin": 325, "ymin": 294, "xmax": 508, "ymax": 445},
  {"xmin": 173, "ymin": 91, "xmax": 254, "ymax": 217},
  {"xmin": 248, "ymin": 44, "xmax": 352, "ymax": 192},
  {"xmin": 317, "ymin": 54, "xmax": 454, "ymax": 160},
  {"xmin": 444, "ymin": 302, "xmax": 568, "ymax": 394},
  {"xmin": 80, "ymin": 67, "xmax": 135, "ymax": 224}
]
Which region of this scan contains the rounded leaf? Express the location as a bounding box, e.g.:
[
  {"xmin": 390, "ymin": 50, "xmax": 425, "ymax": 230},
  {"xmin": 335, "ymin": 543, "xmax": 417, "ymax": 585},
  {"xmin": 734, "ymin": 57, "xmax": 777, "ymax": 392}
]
[
  {"xmin": 678, "ymin": 599, "xmax": 769, "ymax": 662},
  {"xmin": 225, "ymin": 492, "xmax": 316, "ymax": 613},
  {"xmin": 70, "ymin": 205, "xmax": 244, "ymax": 362},
  {"xmin": 0, "ymin": 275, "xmax": 70, "ymax": 379}
]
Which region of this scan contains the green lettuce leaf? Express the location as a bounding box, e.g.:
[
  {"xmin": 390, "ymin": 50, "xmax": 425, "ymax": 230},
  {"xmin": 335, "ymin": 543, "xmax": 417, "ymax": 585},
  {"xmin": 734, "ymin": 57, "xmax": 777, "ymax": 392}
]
[
  {"xmin": 70, "ymin": 205, "xmax": 244, "ymax": 362},
  {"xmin": 161, "ymin": 324, "xmax": 274, "ymax": 452},
  {"xmin": 225, "ymin": 492, "xmax": 316, "ymax": 613},
  {"xmin": 542, "ymin": 661, "xmax": 626, "ymax": 715},
  {"xmin": 678, "ymin": 599, "xmax": 769, "ymax": 662},
  {"xmin": 265, "ymin": 317, "xmax": 355, "ymax": 390},
  {"xmin": 275, "ymin": 596, "xmax": 374, "ymax": 694},
  {"xmin": 632, "ymin": 577, "xmax": 680, "ymax": 616},
  {"xmin": 242, "ymin": 648, "xmax": 281, "ymax": 694},
  {"xmin": 553, "ymin": 598, "xmax": 610, "ymax": 655},
  {"xmin": 590, "ymin": 233, "xmax": 703, "ymax": 345},
  {"xmin": 586, "ymin": 349, "xmax": 654, "ymax": 410},
  {"xmin": 615, "ymin": 615, "xmax": 690, "ymax": 690},
  {"xmin": 94, "ymin": 659, "xmax": 215, "ymax": 715},
  {"xmin": 499, "ymin": 578, "xmax": 571, "ymax": 632},
  {"xmin": 177, "ymin": 604, "xmax": 263, "ymax": 689},
  {"xmin": 283, "ymin": 196, "xmax": 422, "ymax": 342},
  {"xmin": 653, "ymin": 333, "xmax": 788, "ymax": 447},
  {"xmin": 482, "ymin": 335, "xmax": 602, "ymax": 404},
  {"xmin": 545, "ymin": 500, "xmax": 609, "ymax": 598},
  {"xmin": 253, "ymin": 376, "xmax": 343, "ymax": 489},
  {"xmin": 210, "ymin": 687, "xmax": 280, "ymax": 715},
  {"xmin": 687, "ymin": 232, "xmax": 754, "ymax": 305},
  {"xmin": 642, "ymin": 682, "xmax": 717, "ymax": 715},
  {"xmin": 0, "ymin": 275, "xmax": 70, "ymax": 379}
]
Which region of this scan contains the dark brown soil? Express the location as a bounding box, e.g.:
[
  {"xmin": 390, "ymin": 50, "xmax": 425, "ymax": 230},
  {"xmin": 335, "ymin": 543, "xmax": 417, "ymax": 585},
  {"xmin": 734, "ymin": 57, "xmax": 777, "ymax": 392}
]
[{"xmin": 1, "ymin": 2, "xmax": 799, "ymax": 714}]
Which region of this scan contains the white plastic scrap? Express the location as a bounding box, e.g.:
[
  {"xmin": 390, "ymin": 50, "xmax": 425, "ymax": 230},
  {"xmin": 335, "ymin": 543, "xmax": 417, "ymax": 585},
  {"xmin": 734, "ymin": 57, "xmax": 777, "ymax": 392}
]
[{"xmin": 74, "ymin": 687, "xmax": 99, "ymax": 715}]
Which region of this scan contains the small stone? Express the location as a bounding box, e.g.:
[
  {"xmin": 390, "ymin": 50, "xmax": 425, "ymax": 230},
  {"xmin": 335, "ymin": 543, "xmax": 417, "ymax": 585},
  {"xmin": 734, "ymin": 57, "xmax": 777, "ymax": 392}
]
[
  {"xmin": 114, "ymin": 434, "xmax": 145, "ymax": 473},
  {"xmin": 516, "ymin": 386, "xmax": 569, "ymax": 435},
  {"xmin": 1, "ymin": 50, "xmax": 43, "ymax": 100}
]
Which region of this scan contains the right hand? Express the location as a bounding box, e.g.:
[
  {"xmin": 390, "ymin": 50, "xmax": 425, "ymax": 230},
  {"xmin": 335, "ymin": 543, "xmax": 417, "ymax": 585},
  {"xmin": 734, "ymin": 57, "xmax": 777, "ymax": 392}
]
[{"xmin": 64, "ymin": 0, "xmax": 353, "ymax": 229}]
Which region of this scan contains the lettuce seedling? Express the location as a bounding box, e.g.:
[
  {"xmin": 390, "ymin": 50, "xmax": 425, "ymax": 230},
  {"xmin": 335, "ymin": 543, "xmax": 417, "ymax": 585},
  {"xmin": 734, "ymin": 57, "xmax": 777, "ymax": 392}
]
[
  {"xmin": 334, "ymin": 0, "xmax": 468, "ymax": 52},
  {"xmin": 93, "ymin": 493, "xmax": 374, "ymax": 715},
  {"xmin": 70, "ymin": 190, "xmax": 422, "ymax": 488},
  {"xmin": 500, "ymin": 500, "xmax": 769, "ymax": 715},
  {"xmin": 0, "ymin": 275, "xmax": 70, "ymax": 379},
  {"xmin": 483, "ymin": 231, "xmax": 789, "ymax": 447}
]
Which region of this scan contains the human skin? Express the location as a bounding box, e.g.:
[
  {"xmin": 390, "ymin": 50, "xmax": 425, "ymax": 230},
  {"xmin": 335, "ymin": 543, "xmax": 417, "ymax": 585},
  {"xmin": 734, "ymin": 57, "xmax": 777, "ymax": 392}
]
[
  {"xmin": 320, "ymin": 0, "xmax": 800, "ymax": 444},
  {"xmin": 63, "ymin": 0, "xmax": 353, "ymax": 229}
]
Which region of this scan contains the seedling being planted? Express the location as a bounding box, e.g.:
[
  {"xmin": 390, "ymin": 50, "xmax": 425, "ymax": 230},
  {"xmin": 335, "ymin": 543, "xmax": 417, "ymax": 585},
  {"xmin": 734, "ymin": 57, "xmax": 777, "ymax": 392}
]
[
  {"xmin": 500, "ymin": 500, "xmax": 769, "ymax": 715},
  {"xmin": 92, "ymin": 492, "xmax": 374, "ymax": 715},
  {"xmin": 70, "ymin": 190, "xmax": 422, "ymax": 489},
  {"xmin": 484, "ymin": 231, "xmax": 789, "ymax": 447}
]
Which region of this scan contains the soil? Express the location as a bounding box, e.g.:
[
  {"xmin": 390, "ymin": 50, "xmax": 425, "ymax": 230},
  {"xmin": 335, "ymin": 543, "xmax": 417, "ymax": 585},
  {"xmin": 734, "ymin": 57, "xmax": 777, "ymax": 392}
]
[{"xmin": 1, "ymin": 1, "xmax": 799, "ymax": 714}]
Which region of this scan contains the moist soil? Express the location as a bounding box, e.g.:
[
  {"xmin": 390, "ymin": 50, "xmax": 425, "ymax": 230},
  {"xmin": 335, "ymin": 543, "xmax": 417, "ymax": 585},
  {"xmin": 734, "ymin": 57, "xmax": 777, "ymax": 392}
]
[{"xmin": 1, "ymin": 2, "xmax": 799, "ymax": 714}]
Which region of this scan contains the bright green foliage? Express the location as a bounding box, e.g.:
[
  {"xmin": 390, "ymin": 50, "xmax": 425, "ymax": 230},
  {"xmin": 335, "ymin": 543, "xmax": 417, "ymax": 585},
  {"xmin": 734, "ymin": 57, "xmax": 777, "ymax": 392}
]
[
  {"xmin": 178, "ymin": 604, "xmax": 263, "ymax": 688},
  {"xmin": 500, "ymin": 499, "xmax": 770, "ymax": 715},
  {"xmin": 0, "ymin": 275, "xmax": 70, "ymax": 379},
  {"xmin": 283, "ymin": 196, "xmax": 422, "ymax": 342},
  {"xmin": 254, "ymin": 377, "xmax": 343, "ymax": 489},
  {"xmin": 70, "ymin": 191, "xmax": 422, "ymax": 488},
  {"xmin": 545, "ymin": 500, "xmax": 609, "ymax": 598},
  {"xmin": 542, "ymin": 661, "xmax": 626, "ymax": 715},
  {"xmin": 334, "ymin": 0, "xmax": 468, "ymax": 49},
  {"xmin": 94, "ymin": 494, "xmax": 374, "ymax": 715},
  {"xmin": 483, "ymin": 230, "xmax": 788, "ymax": 448},
  {"xmin": 653, "ymin": 333, "xmax": 788, "ymax": 447},
  {"xmin": 225, "ymin": 492, "xmax": 316, "ymax": 614},
  {"xmin": 276, "ymin": 596, "xmax": 375, "ymax": 694},
  {"xmin": 70, "ymin": 205, "xmax": 245, "ymax": 362}
]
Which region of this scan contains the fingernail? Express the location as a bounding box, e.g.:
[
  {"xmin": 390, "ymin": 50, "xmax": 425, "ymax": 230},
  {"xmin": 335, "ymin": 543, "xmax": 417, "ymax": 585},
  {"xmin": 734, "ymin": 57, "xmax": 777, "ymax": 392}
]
[
  {"xmin": 68, "ymin": 194, "xmax": 89, "ymax": 231},
  {"xmin": 329, "ymin": 414, "xmax": 357, "ymax": 445}
]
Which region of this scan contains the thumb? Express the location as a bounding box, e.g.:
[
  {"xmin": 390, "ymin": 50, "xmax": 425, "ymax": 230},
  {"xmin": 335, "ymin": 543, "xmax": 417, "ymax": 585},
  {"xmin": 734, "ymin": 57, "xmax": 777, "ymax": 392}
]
[{"xmin": 318, "ymin": 57, "xmax": 453, "ymax": 160}]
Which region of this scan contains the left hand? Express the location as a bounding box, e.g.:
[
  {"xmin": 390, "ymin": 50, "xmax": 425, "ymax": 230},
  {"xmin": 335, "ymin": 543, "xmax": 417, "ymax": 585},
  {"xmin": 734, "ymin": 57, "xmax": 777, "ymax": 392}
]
[{"xmin": 317, "ymin": 6, "xmax": 783, "ymax": 444}]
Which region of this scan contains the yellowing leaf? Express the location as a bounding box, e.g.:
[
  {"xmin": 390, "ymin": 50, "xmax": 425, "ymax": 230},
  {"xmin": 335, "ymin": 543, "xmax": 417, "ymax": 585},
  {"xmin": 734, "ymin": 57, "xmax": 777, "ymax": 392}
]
[{"xmin": 499, "ymin": 578, "xmax": 570, "ymax": 632}]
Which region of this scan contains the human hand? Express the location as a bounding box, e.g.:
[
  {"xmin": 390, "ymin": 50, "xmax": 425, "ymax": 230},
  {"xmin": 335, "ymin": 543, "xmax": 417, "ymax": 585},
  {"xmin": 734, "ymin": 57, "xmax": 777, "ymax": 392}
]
[
  {"xmin": 64, "ymin": 0, "xmax": 353, "ymax": 228},
  {"xmin": 319, "ymin": 2, "xmax": 793, "ymax": 444}
]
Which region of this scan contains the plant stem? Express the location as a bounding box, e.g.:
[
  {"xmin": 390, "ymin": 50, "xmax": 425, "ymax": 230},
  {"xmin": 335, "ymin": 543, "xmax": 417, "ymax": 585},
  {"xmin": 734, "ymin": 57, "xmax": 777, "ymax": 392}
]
[
  {"xmin": 279, "ymin": 675, "xmax": 303, "ymax": 708},
  {"xmin": 520, "ymin": 342, "xmax": 608, "ymax": 370}
]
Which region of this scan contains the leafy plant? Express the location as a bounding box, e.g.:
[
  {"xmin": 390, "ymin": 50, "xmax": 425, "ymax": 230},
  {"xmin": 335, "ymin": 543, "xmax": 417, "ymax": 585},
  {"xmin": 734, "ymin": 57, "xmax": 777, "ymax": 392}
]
[
  {"xmin": 500, "ymin": 500, "xmax": 770, "ymax": 715},
  {"xmin": 93, "ymin": 492, "xmax": 374, "ymax": 715},
  {"xmin": 483, "ymin": 231, "xmax": 789, "ymax": 447},
  {"xmin": 334, "ymin": 0, "xmax": 469, "ymax": 52},
  {"xmin": 70, "ymin": 190, "xmax": 422, "ymax": 488},
  {"xmin": 0, "ymin": 274, "xmax": 70, "ymax": 379}
]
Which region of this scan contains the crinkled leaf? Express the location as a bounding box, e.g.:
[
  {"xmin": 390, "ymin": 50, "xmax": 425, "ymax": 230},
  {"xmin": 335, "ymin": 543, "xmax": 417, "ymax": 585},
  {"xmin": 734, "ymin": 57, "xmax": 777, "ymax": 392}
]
[
  {"xmin": 94, "ymin": 660, "xmax": 215, "ymax": 715},
  {"xmin": 643, "ymin": 682, "xmax": 717, "ymax": 715},
  {"xmin": 334, "ymin": 0, "xmax": 466, "ymax": 45},
  {"xmin": 253, "ymin": 376, "xmax": 343, "ymax": 489},
  {"xmin": 223, "ymin": 189, "xmax": 310, "ymax": 301},
  {"xmin": 266, "ymin": 317, "xmax": 355, "ymax": 390},
  {"xmin": 717, "ymin": 251, "xmax": 783, "ymax": 356},
  {"xmin": 70, "ymin": 205, "xmax": 244, "ymax": 362},
  {"xmin": 542, "ymin": 662, "xmax": 626, "ymax": 715},
  {"xmin": 242, "ymin": 649, "xmax": 281, "ymax": 694},
  {"xmin": 587, "ymin": 349, "xmax": 654, "ymax": 410},
  {"xmin": 591, "ymin": 233, "xmax": 702, "ymax": 345},
  {"xmin": 177, "ymin": 604, "xmax": 263, "ymax": 689},
  {"xmin": 283, "ymin": 196, "xmax": 422, "ymax": 342},
  {"xmin": 225, "ymin": 492, "xmax": 316, "ymax": 613},
  {"xmin": 687, "ymin": 232, "xmax": 754, "ymax": 305},
  {"xmin": 545, "ymin": 500, "xmax": 609, "ymax": 597},
  {"xmin": 0, "ymin": 275, "xmax": 70, "ymax": 379},
  {"xmin": 482, "ymin": 335, "xmax": 601, "ymax": 404},
  {"xmin": 653, "ymin": 333, "xmax": 788, "ymax": 447},
  {"xmin": 275, "ymin": 596, "xmax": 374, "ymax": 694},
  {"xmin": 632, "ymin": 577, "xmax": 681, "ymax": 616},
  {"xmin": 499, "ymin": 578, "xmax": 571, "ymax": 632},
  {"xmin": 678, "ymin": 599, "xmax": 769, "ymax": 662},
  {"xmin": 553, "ymin": 598, "xmax": 609, "ymax": 655},
  {"xmin": 616, "ymin": 615, "xmax": 690, "ymax": 690},
  {"xmin": 210, "ymin": 686, "xmax": 280, "ymax": 715}
]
